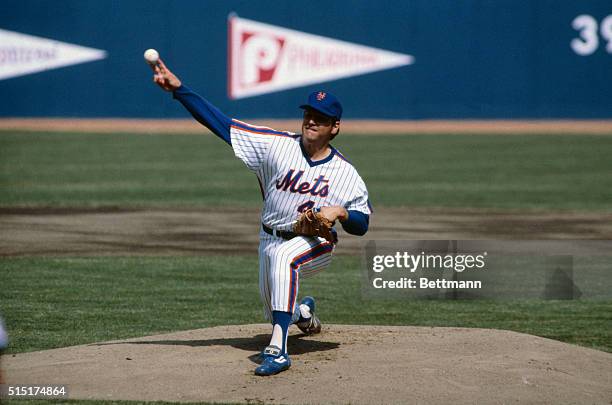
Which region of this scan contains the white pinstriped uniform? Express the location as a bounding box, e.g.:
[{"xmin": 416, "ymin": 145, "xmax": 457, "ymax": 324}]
[{"xmin": 230, "ymin": 119, "xmax": 371, "ymax": 321}]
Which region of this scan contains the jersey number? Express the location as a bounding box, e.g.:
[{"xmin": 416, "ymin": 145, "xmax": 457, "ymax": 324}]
[{"xmin": 297, "ymin": 201, "xmax": 315, "ymax": 213}]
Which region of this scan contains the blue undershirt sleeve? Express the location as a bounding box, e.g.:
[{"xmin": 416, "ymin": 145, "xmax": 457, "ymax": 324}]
[
  {"xmin": 340, "ymin": 210, "xmax": 369, "ymax": 236},
  {"xmin": 172, "ymin": 85, "xmax": 232, "ymax": 145}
]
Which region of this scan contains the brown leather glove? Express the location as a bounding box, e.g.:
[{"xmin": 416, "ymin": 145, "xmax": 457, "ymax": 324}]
[{"xmin": 293, "ymin": 208, "xmax": 335, "ymax": 243}]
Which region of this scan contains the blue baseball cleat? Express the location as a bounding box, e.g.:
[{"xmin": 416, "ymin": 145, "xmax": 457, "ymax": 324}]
[
  {"xmin": 254, "ymin": 345, "xmax": 291, "ymax": 376},
  {"xmin": 256, "ymin": 343, "xmax": 278, "ymax": 362},
  {"xmin": 296, "ymin": 296, "xmax": 322, "ymax": 335}
]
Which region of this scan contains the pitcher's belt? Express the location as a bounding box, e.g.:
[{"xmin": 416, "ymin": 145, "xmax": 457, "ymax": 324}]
[{"xmin": 262, "ymin": 224, "xmax": 297, "ymax": 240}]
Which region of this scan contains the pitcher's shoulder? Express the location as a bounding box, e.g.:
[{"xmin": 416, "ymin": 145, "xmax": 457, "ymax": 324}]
[{"xmin": 231, "ymin": 119, "xmax": 299, "ymax": 139}]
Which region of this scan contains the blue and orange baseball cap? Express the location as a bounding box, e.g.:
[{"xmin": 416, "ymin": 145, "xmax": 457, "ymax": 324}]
[{"xmin": 299, "ymin": 91, "xmax": 343, "ymax": 120}]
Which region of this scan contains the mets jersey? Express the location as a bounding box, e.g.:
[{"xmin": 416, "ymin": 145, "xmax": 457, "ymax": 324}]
[{"xmin": 230, "ymin": 119, "xmax": 371, "ymax": 231}]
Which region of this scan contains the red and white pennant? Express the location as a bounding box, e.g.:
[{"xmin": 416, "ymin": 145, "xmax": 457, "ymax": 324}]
[{"xmin": 228, "ymin": 15, "xmax": 414, "ymax": 99}]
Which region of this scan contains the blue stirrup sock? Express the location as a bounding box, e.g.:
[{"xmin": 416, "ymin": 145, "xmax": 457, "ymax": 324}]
[{"xmin": 270, "ymin": 310, "xmax": 292, "ymax": 354}]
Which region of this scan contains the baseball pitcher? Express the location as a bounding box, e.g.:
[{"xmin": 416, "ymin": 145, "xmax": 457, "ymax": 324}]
[{"xmin": 149, "ymin": 59, "xmax": 371, "ymax": 376}]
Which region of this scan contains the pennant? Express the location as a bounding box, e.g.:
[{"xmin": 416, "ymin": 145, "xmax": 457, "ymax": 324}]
[
  {"xmin": 228, "ymin": 15, "xmax": 414, "ymax": 99},
  {"xmin": 0, "ymin": 29, "xmax": 107, "ymax": 81}
]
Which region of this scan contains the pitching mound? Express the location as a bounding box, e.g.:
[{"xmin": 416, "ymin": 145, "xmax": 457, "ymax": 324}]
[{"xmin": 5, "ymin": 325, "xmax": 611, "ymax": 404}]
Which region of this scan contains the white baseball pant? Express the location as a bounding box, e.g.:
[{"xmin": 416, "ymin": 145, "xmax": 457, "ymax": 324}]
[{"xmin": 258, "ymin": 230, "xmax": 334, "ymax": 322}]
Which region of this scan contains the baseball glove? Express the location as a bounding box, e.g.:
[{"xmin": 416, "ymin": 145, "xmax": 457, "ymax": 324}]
[{"xmin": 293, "ymin": 208, "xmax": 335, "ymax": 242}]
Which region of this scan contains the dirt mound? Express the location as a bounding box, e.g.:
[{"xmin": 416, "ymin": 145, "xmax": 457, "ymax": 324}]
[{"xmin": 5, "ymin": 324, "xmax": 611, "ymax": 404}]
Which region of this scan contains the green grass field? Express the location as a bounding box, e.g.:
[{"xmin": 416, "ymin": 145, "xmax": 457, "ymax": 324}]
[
  {"xmin": 1, "ymin": 131, "xmax": 612, "ymax": 210},
  {"xmin": 0, "ymin": 130, "xmax": 611, "ymax": 405},
  {"xmin": 2, "ymin": 256, "xmax": 610, "ymax": 354}
]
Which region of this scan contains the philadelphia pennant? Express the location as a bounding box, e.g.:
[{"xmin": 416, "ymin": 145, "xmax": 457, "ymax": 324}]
[{"xmin": 228, "ymin": 15, "xmax": 414, "ymax": 99}]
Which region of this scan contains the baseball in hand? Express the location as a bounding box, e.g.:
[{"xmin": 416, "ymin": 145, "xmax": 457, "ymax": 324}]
[{"xmin": 144, "ymin": 48, "xmax": 159, "ymax": 65}]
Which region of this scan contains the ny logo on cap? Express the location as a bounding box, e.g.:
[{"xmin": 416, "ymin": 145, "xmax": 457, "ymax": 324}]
[{"xmin": 316, "ymin": 92, "xmax": 326, "ymax": 101}]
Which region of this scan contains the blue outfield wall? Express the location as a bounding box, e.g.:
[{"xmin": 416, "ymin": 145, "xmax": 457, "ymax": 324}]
[{"xmin": 0, "ymin": 0, "xmax": 611, "ymax": 119}]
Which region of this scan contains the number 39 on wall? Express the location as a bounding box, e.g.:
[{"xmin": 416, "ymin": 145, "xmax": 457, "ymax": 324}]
[{"xmin": 571, "ymin": 14, "xmax": 612, "ymax": 56}]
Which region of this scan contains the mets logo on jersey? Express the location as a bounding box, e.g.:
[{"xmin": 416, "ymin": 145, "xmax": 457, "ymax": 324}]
[{"xmin": 276, "ymin": 169, "xmax": 329, "ymax": 197}]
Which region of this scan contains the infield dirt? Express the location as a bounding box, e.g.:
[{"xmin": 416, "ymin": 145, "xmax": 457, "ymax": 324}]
[
  {"xmin": 2, "ymin": 206, "xmax": 612, "ymax": 257},
  {"xmin": 5, "ymin": 324, "xmax": 612, "ymax": 404}
]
